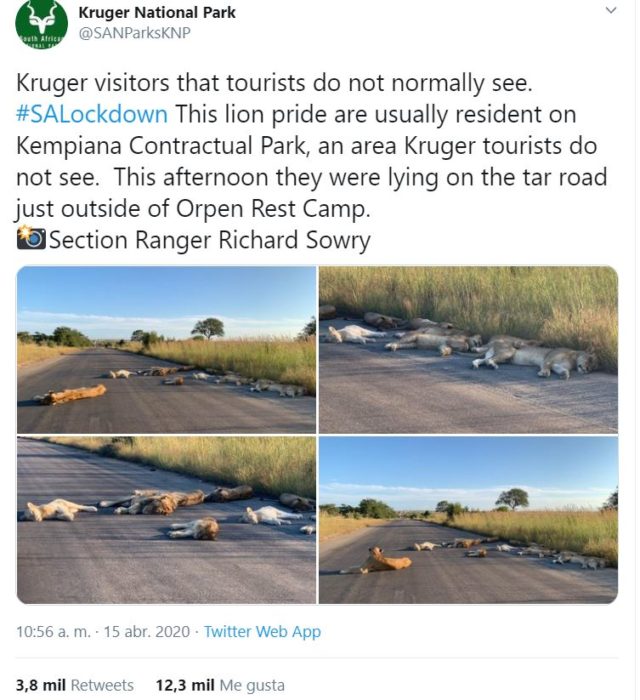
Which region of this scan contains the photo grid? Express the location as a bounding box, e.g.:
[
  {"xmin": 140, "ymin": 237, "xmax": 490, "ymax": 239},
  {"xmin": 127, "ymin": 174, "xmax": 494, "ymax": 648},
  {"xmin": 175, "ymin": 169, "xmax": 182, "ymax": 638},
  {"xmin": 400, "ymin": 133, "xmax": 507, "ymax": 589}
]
[{"xmin": 16, "ymin": 265, "xmax": 618, "ymax": 605}]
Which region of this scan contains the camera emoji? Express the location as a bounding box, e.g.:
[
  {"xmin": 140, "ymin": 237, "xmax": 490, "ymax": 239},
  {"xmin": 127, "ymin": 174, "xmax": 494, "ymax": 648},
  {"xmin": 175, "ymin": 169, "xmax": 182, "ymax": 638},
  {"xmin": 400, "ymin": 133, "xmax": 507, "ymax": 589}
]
[{"xmin": 17, "ymin": 225, "xmax": 46, "ymax": 250}]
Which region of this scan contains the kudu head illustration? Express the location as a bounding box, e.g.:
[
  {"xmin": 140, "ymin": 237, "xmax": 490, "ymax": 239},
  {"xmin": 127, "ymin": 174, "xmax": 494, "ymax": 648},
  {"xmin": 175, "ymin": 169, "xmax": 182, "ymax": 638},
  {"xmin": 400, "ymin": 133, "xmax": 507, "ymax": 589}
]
[{"xmin": 27, "ymin": 1, "xmax": 58, "ymax": 35}]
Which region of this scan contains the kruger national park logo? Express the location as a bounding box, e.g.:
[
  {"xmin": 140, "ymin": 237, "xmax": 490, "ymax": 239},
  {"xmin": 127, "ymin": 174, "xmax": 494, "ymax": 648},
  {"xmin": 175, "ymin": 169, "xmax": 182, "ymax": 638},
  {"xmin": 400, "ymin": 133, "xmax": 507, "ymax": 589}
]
[{"xmin": 16, "ymin": 0, "xmax": 68, "ymax": 49}]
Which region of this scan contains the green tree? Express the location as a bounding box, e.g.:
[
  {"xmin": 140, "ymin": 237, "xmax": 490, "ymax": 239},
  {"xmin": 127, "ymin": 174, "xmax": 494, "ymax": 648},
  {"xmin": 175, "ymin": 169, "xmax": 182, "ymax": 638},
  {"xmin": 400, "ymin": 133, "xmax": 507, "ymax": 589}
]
[
  {"xmin": 141, "ymin": 331, "xmax": 163, "ymax": 349},
  {"xmin": 495, "ymin": 488, "xmax": 530, "ymax": 511},
  {"xmin": 319, "ymin": 504, "xmax": 339, "ymax": 516},
  {"xmin": 131, "ymin": 329, "xmax": 145, "ymax": 342},
  {"xmin": 17, "ymin": 331, "xmax": 32, "ymax": 343},
  {"xmin": 52, "ymin": 326, "xmax": 92, "ymax": 347},
  {"xmin": 298, "ymin": 317, "xmax": 317, "ymax": 340},
  {"xmin": 445, "ymin": 502, "xmax": 465, "ymax": 519},
  {"xmin": 192, "ymin": 318, "xmax": 225, "ymax": 340},
  {"xmin": 435, "ymin": 500, "xmax": 450, "ymax": 513},
  {"xmin": 358, "ymin": 498, "xmax": 397, "ymax": 519},
  {"xmin": 602, "ymin": 487, "xmax": 618, "ymax": 511}
]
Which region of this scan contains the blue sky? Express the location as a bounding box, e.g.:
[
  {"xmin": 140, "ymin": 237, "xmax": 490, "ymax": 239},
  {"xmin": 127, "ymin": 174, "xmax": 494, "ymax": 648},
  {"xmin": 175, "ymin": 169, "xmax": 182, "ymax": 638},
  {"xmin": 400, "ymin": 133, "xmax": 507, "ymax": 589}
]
[
  {"xmin": 320, "ymin": 437, "xmax": 618, "ymax": 510},
  {"xmin": 17, "ymin": 267, "xmax": 316, "ymax": 339}
]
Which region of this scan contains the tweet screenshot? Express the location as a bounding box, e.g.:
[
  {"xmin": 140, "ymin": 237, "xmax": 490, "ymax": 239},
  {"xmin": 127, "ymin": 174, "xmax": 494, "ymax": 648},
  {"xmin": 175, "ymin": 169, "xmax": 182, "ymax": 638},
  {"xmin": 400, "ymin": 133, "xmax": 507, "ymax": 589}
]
[{"xmin": 5, "ymin": 0, "xmax": 636, "ymax": 697}]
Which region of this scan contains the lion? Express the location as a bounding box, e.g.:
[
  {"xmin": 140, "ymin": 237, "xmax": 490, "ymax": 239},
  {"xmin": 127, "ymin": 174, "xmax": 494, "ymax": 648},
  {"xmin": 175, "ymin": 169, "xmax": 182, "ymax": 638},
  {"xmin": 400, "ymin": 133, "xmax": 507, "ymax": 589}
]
[
  {"xmin": 385, "ymin": 330, "xmax": 476, "ymax": 356},
  {"xmin": 215, "ymin": 373, "xmax": 252, "ymax": 386},
  {"xmin": 34, "ymin": 384, "xmax": 107, "ymax": 405},
  {"xmin": 339, "ymin": 546, "xmax": 413, "ymax": 574},
  {"xmin": 206, "ymin": 485, "xmax": 254, "ymax": 503},
  {"xmin": 363, "ymin": 312, "xmax": 408, "ymax": 330},
  {"xmin": 553, "ymin": 552, "xmax": 606, "ymax": 569},
  {"xmin": 453, "ymin": 538, "xmax": 483, "ymax": 549},
  {"xmin": 240, "ymin": 506, "xmax": 303, "ymax": 526},
  {"xmin": 496, "ymin": 543, "xmax": 517, "ymax": 553},
  {"xmin": 466, "ymin": 548, "xmax": 488, "ymax": 558},
  {"xmin": 168, "ymin": 517, "xmax": 219, "ymax": 540},
  {"xmin": 413, "ymin": 541, "xmax": 442, "ymax": 551},
  {"xmin": 100, "ymin": 489, "xmax": 204, "ymax": 516},
  {"xmin": 279, "ymin": 493, "xmax": 316, "ymax": 512},
  {"xmin": 323, "ymin": 325, "xmax": 387, "ymax": 344},
  {"xmin": 405, "ymin": 317, "xmax": 455, "ymax": 330},
  {"xmin": 191, "ymin": 372, "xmax": 211, "ymax": 381},
  {"xmin": 300, "ymin": 524, "xmax": 316, "ymax": 535},
  {"xmin": 250, "ymin": 380, "xmax": 306, "ymax": 397},
  {"xmin": 21, "ymin": 499, "xmax": 98, "ymax": 522},
  {"xmin": 163, "ymin": 376, "xmax": 184, "ymax": 385},
  {"xmin": 472, "ymin": 340, "xmax": 598, "ymax": 379},
  {"xmin": 518, "ymin": 546, "xmax": 554, "ymax": 558},
  {"xmin": 107, "ymin": 369, "xmax": 135, "ymax": 379},
  {"xmin": 319, "ymin": 304, "xmax": 337, "ymax": 320}
]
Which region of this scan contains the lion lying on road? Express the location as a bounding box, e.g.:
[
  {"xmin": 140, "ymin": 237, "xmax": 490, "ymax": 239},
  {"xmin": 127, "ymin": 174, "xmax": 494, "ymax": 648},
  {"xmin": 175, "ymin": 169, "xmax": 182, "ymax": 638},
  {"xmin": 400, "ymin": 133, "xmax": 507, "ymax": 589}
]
[
  {"xmin": 471, "ymin": 338, "xmax": 597, "ymax": 379},
  {"xmin": 240, "ymin": 506, "xmax": 303, "ymax": 526},
  {"xmin": 300, "ymin": 524, "xmax": 316, "ymax": 535},
  {"xmin": 168, "ymin": 517, "xmax": 219, "ymax": 540},
  {"xmin": 452, "ymin": 538, "xmax": 483, "ymax": 549},
  {"xmin": 466, "ymin": 548, "xmax": 488, "ymax": 558},
  {"xmin": 163, "ymin": 376, "xmax": 184, "ymax": 386},
  {"xmin": 323, "ymin": 325, "xmax": 387, "ymax": 344},
  {"xmin": 413, "ymin": 541, "xmax": 442, "ymax": 551},
  {"xmin": 319, "ymin": 304, "xmax": 337, "ymax": 320},
  {"xmin": 206, "ymin": 485, "xmax": 254, "ymax": 502},
  {"xmin": 553, "ymin": 552, "xmax": 607, "ymax": 569},
  {"xmin": 363, "ymin": 312, "xmax": 408, "ymax": 330},
  {"xmin": 250, "ymin": 379, "xmax": 306, "ymax": 397},
  {"xmin": 100, "ymin": 489, "xmax": 205, "ymax": 516},
  {"xmin": 386, "ymin": 329, "xmax": 477, "ymax": 355},
  {"xmin": 339, "ymin": 546, "xmax": 413, "ymax": 574},
  {"xmin": 280, "ymin": 493, "xmax": 316, "ymax": 512},
  {"xmin": 21, "ymin": 499, "xmax": 98, "ymax": 522},
  {"xmin": 107, "ymin": 370, "xmax": 135, "ymax": 379},
  {"xmin": 33, "ymin": 384, "xmax": 107, "ymax": 405}
]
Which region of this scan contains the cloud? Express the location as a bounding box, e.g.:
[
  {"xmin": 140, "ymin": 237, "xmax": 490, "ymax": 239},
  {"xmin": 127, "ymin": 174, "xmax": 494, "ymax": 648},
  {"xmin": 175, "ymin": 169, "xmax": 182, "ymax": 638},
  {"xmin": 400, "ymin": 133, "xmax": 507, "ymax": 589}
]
[
  {"xmin": 319, "ymin": 481, "xmax": 613, "ymax": 509},
  {"xmin": 17, "ymin": 310, "xmax": 307, "ymax": 339}
]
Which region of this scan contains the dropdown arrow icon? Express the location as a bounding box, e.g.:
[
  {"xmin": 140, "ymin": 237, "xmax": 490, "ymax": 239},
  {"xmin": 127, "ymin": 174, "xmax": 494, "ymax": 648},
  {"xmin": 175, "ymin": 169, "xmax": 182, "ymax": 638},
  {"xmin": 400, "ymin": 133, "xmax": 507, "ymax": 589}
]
[{"xmin": 606, "ymin": 6, "xmax": 617, "ymax": 13}]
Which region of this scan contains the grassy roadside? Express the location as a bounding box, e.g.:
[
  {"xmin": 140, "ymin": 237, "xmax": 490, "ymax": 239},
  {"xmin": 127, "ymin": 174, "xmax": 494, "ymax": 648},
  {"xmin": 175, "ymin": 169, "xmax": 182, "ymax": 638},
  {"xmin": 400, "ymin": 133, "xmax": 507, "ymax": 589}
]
[
  {"xmin": 121, "ymin": 338, "xmax": 316, "ymax": 395},
  {"xmin": 45, "ymin": 436, "xmax": 316, "ymax": 499},
  {"xmin": 428, "ymin": 510, "xmax": 618, "ymax": 566},
  {"xmin": 319, "ymin": 513, "xmax": 390, "ymax": 541},
  {"xmin": 17, "ymin": 342, "xmax": 86, "ymax": 367},
  {"xmin": 319, "ymin": 266, "xmax": 618, "ymax": 372}
]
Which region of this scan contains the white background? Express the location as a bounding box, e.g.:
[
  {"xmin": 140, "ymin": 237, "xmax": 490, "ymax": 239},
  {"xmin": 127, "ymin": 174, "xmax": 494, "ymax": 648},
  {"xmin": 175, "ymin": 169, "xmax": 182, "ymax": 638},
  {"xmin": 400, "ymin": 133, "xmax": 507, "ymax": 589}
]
[{"xmin": 3, "ymin": 1, "xmax": 636, "ymax": 698}]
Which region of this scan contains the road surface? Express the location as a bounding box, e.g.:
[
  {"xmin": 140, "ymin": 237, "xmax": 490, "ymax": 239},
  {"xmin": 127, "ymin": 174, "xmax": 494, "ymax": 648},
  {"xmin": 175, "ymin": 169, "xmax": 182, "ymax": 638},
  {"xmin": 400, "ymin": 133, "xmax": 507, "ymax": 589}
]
[
  {"xmin": 17, "ymin": 438, "xmax": 316, "ymax": 604},
  {"xmin": 319, "ymin": 519, "xmax": 617, "ymax": 604},
  {"xmin": 319, "ymin": 321, "xmax": 617, "ymax": 433},
  {"xmin": 18, "ymin": 348, "xmax": 315, "ymax": 434}
]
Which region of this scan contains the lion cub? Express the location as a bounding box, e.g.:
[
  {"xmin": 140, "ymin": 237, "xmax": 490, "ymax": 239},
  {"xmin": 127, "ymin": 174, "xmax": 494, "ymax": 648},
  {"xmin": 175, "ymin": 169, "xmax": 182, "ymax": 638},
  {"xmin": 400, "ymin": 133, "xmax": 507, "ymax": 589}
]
[
  {"xmin": 22, "ymin": 499, "xmax": 98, "ymax": 522},
  {"xmin": 168, "ymin": 517, "xmax": 219, "ymax": 540},
  {"xmin": 340, "ymin": 546, "xmax": 413, "ymax": 574}
]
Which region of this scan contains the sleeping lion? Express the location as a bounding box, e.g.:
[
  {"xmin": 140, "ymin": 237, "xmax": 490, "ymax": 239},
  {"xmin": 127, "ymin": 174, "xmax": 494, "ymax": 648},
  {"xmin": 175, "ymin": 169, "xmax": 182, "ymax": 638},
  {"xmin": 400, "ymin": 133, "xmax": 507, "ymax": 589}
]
[
  {"xmin": 339, "ymin": 546, "xmax": 413, "ymax": 574},
  {"xmin": 472, "ymin": 339, "xmax": 598, "ymax": 379}
]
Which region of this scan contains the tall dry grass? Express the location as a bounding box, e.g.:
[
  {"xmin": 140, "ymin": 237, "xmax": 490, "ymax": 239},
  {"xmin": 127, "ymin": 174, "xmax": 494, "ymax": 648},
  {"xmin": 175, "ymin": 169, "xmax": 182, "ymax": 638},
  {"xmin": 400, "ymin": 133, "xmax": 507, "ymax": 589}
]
[
  {"xmin": 47, "ymin": 436, "xmax": 316, "ymax": 498},
  {"xmin": 123, "ymin": 338, "xmax": 316, "ymax": 395},
  {"xmin": 319, "ymin": 267, "xmax": 617, "ymax": 371},
  {"xmin": 319, "ymin": 513, "xmax": 389, "ymax": 541},
  {"xmin": 17, "ymin": 342, "xmax": 86, "ymax": 366},
  {"xmin": 447, "ymin": 509, "xmax": 618, "ymax": 566}
]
